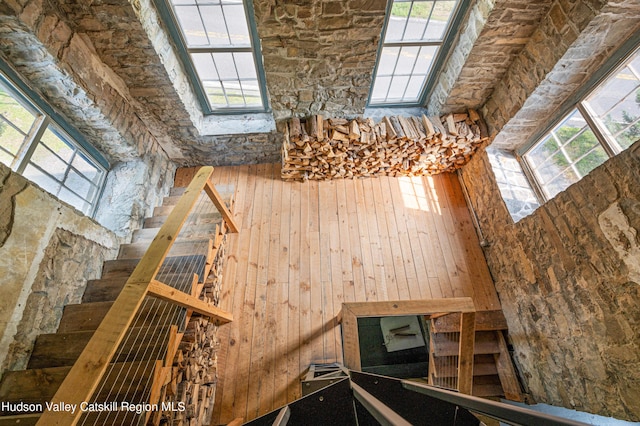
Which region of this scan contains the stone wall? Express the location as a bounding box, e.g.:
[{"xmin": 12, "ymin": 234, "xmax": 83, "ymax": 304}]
[
  {"xmin": 95, "ymin": 152, "xmax": 176, "ymax": 238},
  {"xmin": 0, "ymin": 0, "xmax": 285, "ymax": 166},
  {"xmin": 482, "ymin": 0, "xmax": 640, "ymax": 150},
  {"xmin": 0, "ymin": 2, "xmax": 178, "ymax": 236},
  {"xmin": 428, "ymin": 0, "xmax": 552, "ymax": 115},
  {"xmin": 253, "ymin": 0, "xmax": 386, "ymax": 121},
  {"xmin": 2, "ymin": 228, "xmax": 115, "ymax": 371},
  {"xmin": 460, "ymin": 144, "xmax": 640, "ymax": 421},
  {"xmin": 0, "ymin": 163, "xmax": 119, "ymax": 375}
]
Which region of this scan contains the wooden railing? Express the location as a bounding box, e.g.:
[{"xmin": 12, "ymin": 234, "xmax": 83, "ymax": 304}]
[
  {"xmin": 37, "ymin": 166, "xmax": 237, "ymax": 425},
  {"xmin": 338, "ymin": 298, "xmax": 476, "ymax": 394}
]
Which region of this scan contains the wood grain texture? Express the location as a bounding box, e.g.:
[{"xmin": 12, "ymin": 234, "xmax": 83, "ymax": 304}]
[
  {"xmin": 38, "ymin": 167, "xmax": 214, "ymax": 426},
  {"xmin": 210, "ymin": 164, "xmax": 500, "ymax": 424}
]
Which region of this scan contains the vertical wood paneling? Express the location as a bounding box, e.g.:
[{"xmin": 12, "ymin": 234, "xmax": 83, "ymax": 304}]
[{"xmin": 210, "ymin": 165, "xmax": 500, "ymax": 424}]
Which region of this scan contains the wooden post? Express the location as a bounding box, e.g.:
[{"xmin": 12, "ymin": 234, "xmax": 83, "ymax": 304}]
[
  {"xmin": 37, "ymin": 167, "xmax": 215, "ymax": 426},
  {"xmin": 204, "ymin": 180, "xmax": 239, "ymax": 233},
  {"xmin": 457, "ymin": 311, "xmax": 476, "ymax": 395}
]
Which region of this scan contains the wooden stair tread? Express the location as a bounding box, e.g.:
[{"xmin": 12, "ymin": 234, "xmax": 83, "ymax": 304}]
[
  {"xmin": 430, "ymin": 354, "xmax": 498, "ymax": 378},
  {"xmin": 431, "ymin": 310, "xmax": 508, "ymax": 333},
  {"xmin": 83, "ymin": 272, "xmax": 198, "ymax": 303},
  {"xmin": 472, "ymin": 375, "xmax": 504, "ymax": 397},
  {"xmin": 162, "ymin": 189, "xmax": 233, "ymax": 207},
  {"xmin": 132, "ymin": 223, "xmax": 221, "ymax": 243},
  {"xmin": 118, "ymin": 239, "xmax": 212, "ymax": 260},
  {"xmin": 144, "ymin": 211, "xmax": 224, "ymax": 229},
  {"xmin": 0, "ymin": 362, "xmax": 155, "ymax": 414},
  {"xmin": 431, "ymin": 374, "xmax": 503, "ymax": 397},
  {"xmin": 431, "ymin": 331, "xmax": 499, "ymax": 356},
  {"xmin": 101, "ymin": 255, "xmax": 207, "ymax": 279},
  {"xmin": 169, "ymin": 183, "xmax": 235, "ymax": 197},
  {"xmin": 472, "ymin": 383, "xmax": 504, "ymax": 397},
  {"xmin": 57, "ymin": 299, "xmax": 186, "ymax": 333},
  {"xmin": 28, "ymin": 326, "xmax": 173, "ymax": 369}
]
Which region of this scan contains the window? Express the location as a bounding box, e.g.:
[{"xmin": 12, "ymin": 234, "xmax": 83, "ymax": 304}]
[
  {"xmin": 0, "ymin": 75, "xmax": 106, "ymax": 216},
  {"xmin": 488, "ymin": 148, "xmax": 540, "ymax": 222},
  {"xmin": 525, "ymin": 110, "xmax": 608, "ymax": 199},
  {"xmin": 158, "ymin": 0, "xmax": 268, "ymax": 113},
  {"xmin": 522, "ymin": 44, "xmax": 640, "ymax": 201},
  {"xmin": 369, "ymin": 0, "xmax": 465, "ymax": 106}
]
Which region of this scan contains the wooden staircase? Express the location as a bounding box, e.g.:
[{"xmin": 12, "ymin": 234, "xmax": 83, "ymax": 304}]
[
  {"xmin": 427, "ymin": 310, "xmax": 524, "ymax": 401},
  {"xmin": 0, "ymin": 168, "xmax": 235, "ymax": 426}
]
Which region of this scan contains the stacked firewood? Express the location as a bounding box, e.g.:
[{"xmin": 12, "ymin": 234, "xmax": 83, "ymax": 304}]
[
  {"xmin": 281, "ymin": 111, "xmax": 489, "ymax": 181},
  {"xmin": 158, "ymin": 225, "xmax": 229, "ymax": 425}
]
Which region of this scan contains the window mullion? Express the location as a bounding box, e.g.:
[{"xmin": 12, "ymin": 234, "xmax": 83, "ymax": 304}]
[
  {"xmin": 187, "ymin": 46, "xmax": 252, "ymax": 53},
  {"xmin": 418, "ymin": 3, "xmax": 436, "ymax": 40},
  {"xmin": 0, "ymin": 114, "xmax": 28, "ymax": 138},
  {"xmin": 399, "ymin": 1, "xmax": 414, "ymax": 41},
  {"xmin": 627, "ymin": 62, "xmax": 640, "ymax": 81},
  {"xmin": 518, "ymin": 154, "xmax": 547, "ymax": 204},
  {"xmin": 576, "ymin": 102, "xmax": 619, "ymax": 157},
  {"xmin": 9, "ymin": 113, "xmax": 43, "ymax": 170},
  {"xmin": 15, "ymin": 115, "xmax": 49, "ymax": 174},
  {"xmin": 384, "ymin": 41, "xmax": 441, "ymax": 48},
  {"xmin": 556, "ymin": 137, "xmax": 583, "ymax": 180}
]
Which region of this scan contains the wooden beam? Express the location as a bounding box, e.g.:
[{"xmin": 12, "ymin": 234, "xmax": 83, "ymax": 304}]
[
  {"xmin": 227, "ymin": 418, "xmax": 244, "ymax": 426},
  {"xmin": 205, "ymin": 180, "xmax": 239, "ymax": 233},
  {"xmin": 149, "ymin": 280, "xmax": 233, "ymax": 324},
  {"xmin": 431, "ymin": 310, "xmax": 507, "ymax": 333},
  {"xmin": 457, "ymin": 311, "xmax": 476, "ymax": 395},
  {"xmin": 345, "ymin": 298, "xmax": 475, "ymax": 317},
  {"xmin": 340, "ymin": 305, "xmax": 361, "ymax": 371},
  {"xmin": 146, "ymin": 359, "xmax": 167, "ymax": 424},
  {"xmin": 37, "ymin": 166, "xmax": 215, "ymax": 426},
  {"xmin": 494, "ymin": 331, "xmax": 525, "ymax": 402}
]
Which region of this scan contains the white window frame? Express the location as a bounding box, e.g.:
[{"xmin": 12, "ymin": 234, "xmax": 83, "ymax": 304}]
[
  {"xmin": 520, "ymin": 42, "xmax": 640, "ymax": 204},
  {"xmin": 156, "ymin": 0, "xmax": 269, "ymax": 114},
  {"xmin": 0, "ymin": 74, "xmax": 107, "ymax": 217},
  {"xmin": 368, "ymin": 0, "xmax": 467, "ymax": 107}
]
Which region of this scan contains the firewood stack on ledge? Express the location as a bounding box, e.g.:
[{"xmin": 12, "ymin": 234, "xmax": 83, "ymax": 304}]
[{"xmin": 281, "ymin": 111, "xmax": 489, "ymax": 181}]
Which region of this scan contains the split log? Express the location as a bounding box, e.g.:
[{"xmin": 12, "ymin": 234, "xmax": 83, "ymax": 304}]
[
  {"xmin": 157, "ymin": 224, "xmax": 229, "ymax": 425},
  {"xmin": 281, "ymin": 112, "xmax": 489, "ymax": 182}
]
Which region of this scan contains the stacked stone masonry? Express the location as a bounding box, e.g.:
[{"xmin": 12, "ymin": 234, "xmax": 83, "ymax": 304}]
[
  {"xmin": 0, "ymin": 0, "xmax": 282, "ymax": 166},
  {"xmin": 429, "ymin": 0, "xmax": 553, "ymax": 115},
  {"xmin": 484, "ymin": 0, "xmax": 640, "ymax": 149},
  {"xmin": 0, "ymin": 164, "xmax": 119, "ymax": 375},
  {"xmin": 253, "ymin": 0, "xmax": 387, "ymax": 121},
  {"xmin": 460, "ymin": 143, "xmax": 640, "ymax": 421}
]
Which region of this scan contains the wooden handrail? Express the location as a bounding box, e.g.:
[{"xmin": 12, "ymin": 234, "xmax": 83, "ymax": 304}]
[{"xmin": 37, "ymin": 166, "xmax": 234, "ymax": 425}]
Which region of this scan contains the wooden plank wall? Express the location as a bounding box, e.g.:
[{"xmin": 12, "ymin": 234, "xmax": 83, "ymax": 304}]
[{"xmin": 209, "ymin": 163, "xmax": 500, "ymax": 424}]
